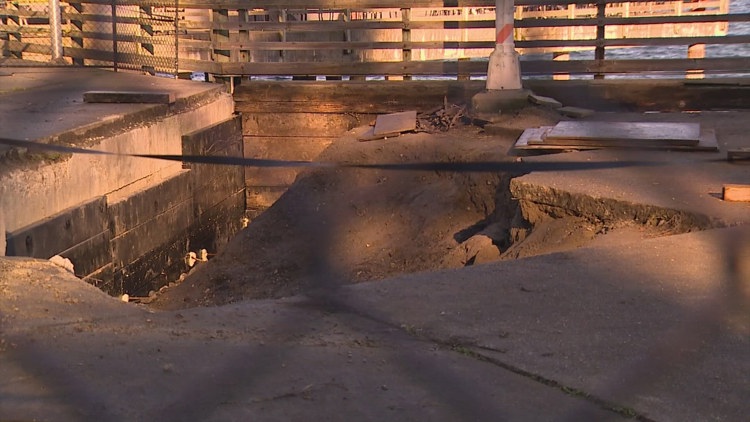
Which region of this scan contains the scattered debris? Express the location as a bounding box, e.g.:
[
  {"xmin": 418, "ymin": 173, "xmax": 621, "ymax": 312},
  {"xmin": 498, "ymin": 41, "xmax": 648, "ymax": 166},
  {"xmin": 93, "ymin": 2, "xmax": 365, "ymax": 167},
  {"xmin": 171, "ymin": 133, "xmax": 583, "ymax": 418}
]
[
  {"xmin": 49, "ymin": 255, "xmax": 75, "ymax": 274},
  {"xmin": 417, "ymin": 103, "xmax": 467, "ymax": 133},
  {"xmin": 723, "ymin": 184, "xmax": 750, "ymax": 202},
  {"xmin": 358, "ymin": 104, "xmax": 468, "ymax": 142}
]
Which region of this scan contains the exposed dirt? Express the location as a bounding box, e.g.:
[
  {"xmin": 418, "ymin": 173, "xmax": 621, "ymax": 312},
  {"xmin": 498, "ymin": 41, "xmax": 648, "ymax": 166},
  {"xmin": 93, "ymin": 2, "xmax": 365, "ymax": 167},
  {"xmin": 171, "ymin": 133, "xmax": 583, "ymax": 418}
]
[{"xmin": 151, "ymin": 105, "xmax": 685, "ymax": 310}]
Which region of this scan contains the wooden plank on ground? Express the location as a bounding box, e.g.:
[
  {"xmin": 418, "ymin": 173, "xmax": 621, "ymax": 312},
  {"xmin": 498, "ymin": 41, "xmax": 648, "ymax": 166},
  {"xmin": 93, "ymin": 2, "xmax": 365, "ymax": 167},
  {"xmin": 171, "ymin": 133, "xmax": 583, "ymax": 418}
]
[
  {"xmin": 514, "ymin": 127, "xmax": 717, "ymax": 152},
  {"xmin": 83, "ymin": 91, "xmax": 176, "ymax": 104},
  {"xmin": 242, "ymin": 112, "xmax": 363, "ymax": 137},
  {"xmin": 727, "ymin": 148, "xmax": 750, "ymax": 162},
  {"xmin": 373, "ymin": 111, "xmax": 417, "ymax": 136},
  {"xmin": 544, "ymin": 121, "xmax": 701, "ymax": 146},
  {"xmin": 723, "ymin": 184, "xmax": 750, "ymax": 202},
  {"xmin": 357, "ymin": 127, "xmax": 401, "ymax": 142},
  {"xmin": 513, "ymin": 127, "xmax": 555, "ymax": 149}
]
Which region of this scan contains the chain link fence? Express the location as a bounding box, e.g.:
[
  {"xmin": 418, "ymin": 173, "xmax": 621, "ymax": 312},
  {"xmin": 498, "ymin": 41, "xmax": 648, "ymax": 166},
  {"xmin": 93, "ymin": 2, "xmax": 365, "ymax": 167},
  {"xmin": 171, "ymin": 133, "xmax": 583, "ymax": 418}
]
[
  {"xmin": 1, "ymin": 0, "xmax": 179, "ymax": 76},
  {"xmin": 1, "ymin": 0, "xmax": 54, "ymax": 63}
]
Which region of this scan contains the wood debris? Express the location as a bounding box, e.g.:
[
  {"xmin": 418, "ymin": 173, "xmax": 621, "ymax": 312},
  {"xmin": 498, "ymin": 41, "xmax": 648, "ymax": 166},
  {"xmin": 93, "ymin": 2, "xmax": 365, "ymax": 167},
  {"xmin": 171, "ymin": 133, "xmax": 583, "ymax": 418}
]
[{"xmin": 417, "ymin": 102, "xmax": 467, "ymax": 133}]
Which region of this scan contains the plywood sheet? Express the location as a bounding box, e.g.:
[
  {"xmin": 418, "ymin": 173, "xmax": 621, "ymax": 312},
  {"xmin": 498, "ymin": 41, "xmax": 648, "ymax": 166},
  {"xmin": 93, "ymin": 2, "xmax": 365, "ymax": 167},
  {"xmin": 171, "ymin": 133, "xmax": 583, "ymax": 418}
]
[
  {"xmin": 545, "ymin": 121, "xmax": 701, "ymax": 146},
  {"xmin": 514, "ymin": 127, "xmax": 718, "ymax": 152},
  {"xmin": 514, "ymin": 127, "xmax": 554, "ymax": 148},
  {"xmin": 373, "ymin": 111, "xmax": 417, "ymax": 136}
]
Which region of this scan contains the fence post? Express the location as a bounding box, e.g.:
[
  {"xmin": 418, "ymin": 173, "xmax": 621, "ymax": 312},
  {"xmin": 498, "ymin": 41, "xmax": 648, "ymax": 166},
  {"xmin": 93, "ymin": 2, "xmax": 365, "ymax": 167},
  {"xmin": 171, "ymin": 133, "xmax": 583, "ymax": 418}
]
[
  {"xmin": 401, "ymin": 8, "xmax": 412, "ymax": 80},
  {"xmin": 111, "ymin": 1, "xmax": 118, "ymax": 71},
  {"xmin": 174, "ymin": 0, "xmax": 179, "ymax": 78},
  {"xmin": 238, "ymin": 8, "xmax": 249, "ymax": 63},
  {"xmin": 48, "ymin": 0, "xmax": 63, "ymax": 61},
  {"xmin": 594, "ymin": 0, "xmax": 606, "ymax": 79},
  {"xmin": 0, "ymin": 32, "xmax": 7, "ymax": 58},
  {"xmin": 687, "ymin": 43, "xmax": 705, "ymax": 79},
  {"xmin": 68, "ymin": 2, "xmax": 84, "ymax": 66}
]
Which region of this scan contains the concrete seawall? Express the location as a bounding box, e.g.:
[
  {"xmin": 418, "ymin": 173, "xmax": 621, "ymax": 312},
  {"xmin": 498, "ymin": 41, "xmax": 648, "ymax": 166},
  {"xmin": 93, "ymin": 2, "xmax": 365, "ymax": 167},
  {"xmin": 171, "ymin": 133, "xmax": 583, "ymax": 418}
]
[{"xmin": 0, "ymin": 67, "xmax": 244, "ymax": 296}]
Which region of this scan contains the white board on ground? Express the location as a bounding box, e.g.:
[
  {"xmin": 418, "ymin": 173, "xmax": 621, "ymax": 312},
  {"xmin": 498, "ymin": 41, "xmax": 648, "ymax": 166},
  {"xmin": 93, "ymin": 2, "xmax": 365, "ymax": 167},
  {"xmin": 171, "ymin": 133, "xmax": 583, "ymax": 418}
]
[
  {"xmin": 545, "ymin": 122, "xmax": 701, "ymax": 146},
  {"xmin": 513, "ymin": 127, "xmax": 718, "ymax": 152}
]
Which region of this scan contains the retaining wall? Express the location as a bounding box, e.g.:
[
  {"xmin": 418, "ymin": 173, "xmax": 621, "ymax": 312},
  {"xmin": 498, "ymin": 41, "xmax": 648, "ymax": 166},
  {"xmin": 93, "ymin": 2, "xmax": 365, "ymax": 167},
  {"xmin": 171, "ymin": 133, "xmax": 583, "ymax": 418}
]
[{"xmin": 1, "ymin": 92, "xmax": 245, "ymax": 296}]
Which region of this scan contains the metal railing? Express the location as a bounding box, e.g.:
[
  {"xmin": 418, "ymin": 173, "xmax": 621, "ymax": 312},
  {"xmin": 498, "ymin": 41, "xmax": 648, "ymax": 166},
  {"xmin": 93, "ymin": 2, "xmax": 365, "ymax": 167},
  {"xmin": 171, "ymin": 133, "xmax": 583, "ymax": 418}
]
[{"xmin": 1, "ymin": 0, "xmax": 748, "ymax": 79}]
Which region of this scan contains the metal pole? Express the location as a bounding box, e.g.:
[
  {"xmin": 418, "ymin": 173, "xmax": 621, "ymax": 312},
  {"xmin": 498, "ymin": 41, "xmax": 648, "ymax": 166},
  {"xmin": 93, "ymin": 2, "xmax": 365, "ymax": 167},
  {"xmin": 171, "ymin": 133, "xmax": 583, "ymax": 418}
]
[
  {"xmin": 486, "ymin": 0, "xmax": 521, "ymax": 90},
  {"xmin": 111, "ymin": 1, "xmax": 118, "ymax": 72},
  {"xmin": 48, "ymin": 0, "xmax": 63, "ymax": 61}
]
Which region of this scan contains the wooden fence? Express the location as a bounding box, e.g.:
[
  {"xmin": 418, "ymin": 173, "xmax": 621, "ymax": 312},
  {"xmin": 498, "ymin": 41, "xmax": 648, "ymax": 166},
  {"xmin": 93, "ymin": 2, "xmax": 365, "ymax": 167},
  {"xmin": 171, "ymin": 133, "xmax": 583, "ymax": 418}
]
[{"xmin": 1, "ymin": 0, "xmax": 748, "ymax": 78}]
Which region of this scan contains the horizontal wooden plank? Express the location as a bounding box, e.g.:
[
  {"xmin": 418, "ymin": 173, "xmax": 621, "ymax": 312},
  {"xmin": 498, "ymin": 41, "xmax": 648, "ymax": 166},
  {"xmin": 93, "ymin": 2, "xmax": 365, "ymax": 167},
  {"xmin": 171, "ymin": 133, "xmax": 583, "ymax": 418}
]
[
  {"xmin": 234, "ymin": 80, "xmax": 483, "ymax": 113},
  {"xmin": 111, "ymin": 197, "xmax": 194, "ymax": 268},
  {"xmin": 70, "ymin": 0, "xmax": 718, "ymax": 9},
  {"xmin": 242, "ymin": 112, "xmax": 362, "ymax": 137},
  {"xmin": 246, "ymin": 186, "xmax": 287, "ymax": 212},
  {"xmin": 75, "ymin": 0, "xmax": 497, "ymax": 9},
  {"xmin": 58, "ymin": 231, "xmax": 112, "ymax": 278},
  {"xmin": 544, "ymin": 121, "xmax": 701, "ymax": 145},
  {"xmin": 107, "ymin": 170, "xmax": 193, "ymax": 236},
  {"xmin": 244, "ymin": 136, "xmax": 335, "ymax": 187},
  {"xmin": 83, "ymin": 90, "xmax": 176, "ymax": 104},
  {"xmin": 189, "ymin": 189, "xmax": 245, "ymax": 255},
  {"xmin": 515, "ymin": 13, "xmax": 742, "ymax": 29},
  {"xmin": 219, "ymin": 57, "xmax": 750, "ymax": 76},
  {"xmin": 722, "ymin": 184, "xmax": 750, "ymax": 202},
  {"xmin": 206, "ymin": 33, "xmax": 746, "ymax": 52},
  {"xmin": 206, "ymin": 19, "xmax": 494, "ymax": 32},
  {"xmin": 5, "ymin": 197, "xmax": 108, "ymax": 259},
  {"xmin": 523, "ymin": 35, "xmax": 748, "ymax": 50},
  {"xmin": 516, "ymin": 126, "xmax": 718, "ymax": 151},
  {"xmin": 244, "ymin": 136, "xmax": 336, "ymax": 161},
  {"xmin": 727, "ymin": 148, "xmax": 750, "ymax": 162},
  {"xmin": 211, "ymin": 40, "xmax": 495, "ymax": 51}
]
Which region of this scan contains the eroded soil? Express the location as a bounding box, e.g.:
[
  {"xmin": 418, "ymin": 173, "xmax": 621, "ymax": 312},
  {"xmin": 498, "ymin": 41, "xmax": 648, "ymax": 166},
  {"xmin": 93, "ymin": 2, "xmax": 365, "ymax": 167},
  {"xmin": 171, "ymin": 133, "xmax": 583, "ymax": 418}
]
[{"xmin": 151, "ymin": 106, "xmax": 685, "ymax": 310}]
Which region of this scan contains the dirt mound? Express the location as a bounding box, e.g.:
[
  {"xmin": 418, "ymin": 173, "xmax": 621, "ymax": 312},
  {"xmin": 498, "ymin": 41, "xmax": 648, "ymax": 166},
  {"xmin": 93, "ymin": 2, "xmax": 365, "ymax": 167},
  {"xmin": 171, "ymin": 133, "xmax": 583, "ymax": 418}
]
[
  {"xmin": 151, "ymin": 104, "xmax": 708, "ymax": 310},
  {"xmin": 153, "ymin": 112, "xmax": 551, "ymax": 310}
]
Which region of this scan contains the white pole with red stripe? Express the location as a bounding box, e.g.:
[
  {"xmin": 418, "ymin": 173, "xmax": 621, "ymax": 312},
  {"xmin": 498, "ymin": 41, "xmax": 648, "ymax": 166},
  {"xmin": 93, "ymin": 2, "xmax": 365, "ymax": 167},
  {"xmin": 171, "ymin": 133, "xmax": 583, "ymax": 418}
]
[{"xmin": 486, "ymin": 0, "xmax": 522, "ymax": 90}]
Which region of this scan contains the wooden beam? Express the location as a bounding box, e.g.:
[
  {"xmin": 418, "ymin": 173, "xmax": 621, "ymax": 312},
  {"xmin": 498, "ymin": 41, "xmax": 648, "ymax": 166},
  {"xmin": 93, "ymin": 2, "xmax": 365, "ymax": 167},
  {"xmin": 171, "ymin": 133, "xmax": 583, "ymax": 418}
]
[
  {"xmin": 727, "ymin": 149, "xmax": 750, "ymax": 163},
  {"xmin": 723, "ymin": 184, "xmax": 750, "ymax": 202},
  {"xmin": 83, "ymin": 91, "xmax": 176, "ymax": 104}
]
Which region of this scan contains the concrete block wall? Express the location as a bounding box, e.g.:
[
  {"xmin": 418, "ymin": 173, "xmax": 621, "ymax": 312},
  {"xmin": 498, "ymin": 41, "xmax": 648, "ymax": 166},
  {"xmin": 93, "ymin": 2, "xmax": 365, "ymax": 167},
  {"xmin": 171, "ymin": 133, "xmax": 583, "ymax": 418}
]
[{"xmin": 2, "ymin": 114, "xmax": 245, "ymax": 297}]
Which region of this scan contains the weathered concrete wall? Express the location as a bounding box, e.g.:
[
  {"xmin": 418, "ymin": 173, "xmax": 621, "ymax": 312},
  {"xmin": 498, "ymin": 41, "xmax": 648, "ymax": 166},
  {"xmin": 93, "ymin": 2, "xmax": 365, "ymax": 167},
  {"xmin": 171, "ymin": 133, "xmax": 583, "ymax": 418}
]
[
  {"xmin": 1, "ymin": 104, "xmax": 244, "ymax": 296},
  {"xmin": 0, "ymin": 94, "xmax": 235, "ymax": 233}
]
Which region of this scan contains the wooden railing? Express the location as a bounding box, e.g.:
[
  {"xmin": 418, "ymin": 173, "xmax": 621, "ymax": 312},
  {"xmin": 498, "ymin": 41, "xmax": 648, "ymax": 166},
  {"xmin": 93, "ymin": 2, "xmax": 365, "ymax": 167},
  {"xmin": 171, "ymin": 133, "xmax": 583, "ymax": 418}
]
[{"xmin": 1, "ymin": 0, "xmax": 748, "ymax": 79}]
